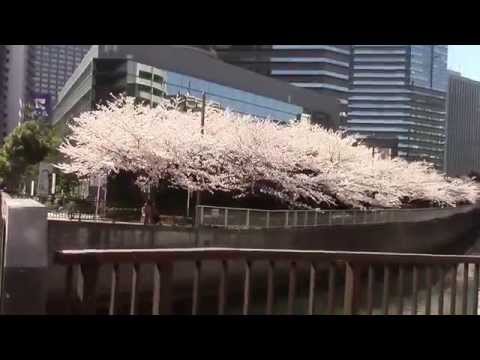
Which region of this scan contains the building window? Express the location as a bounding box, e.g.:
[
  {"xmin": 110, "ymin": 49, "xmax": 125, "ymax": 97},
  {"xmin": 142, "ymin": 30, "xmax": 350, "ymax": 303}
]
[
  {"xmin": 139, "ymin": 71, "xmax": 152, "ymax": 80},
  {"xmin": 153, "ymin": 74, "xmax": 164, "ymax": 84},
  {"xmin": 137, "ymin": 84, "xmax": 151, "ymax": 93},
  {"xmin": 152, "ymin": 88, "xmax": 164, "ymax": 97}
]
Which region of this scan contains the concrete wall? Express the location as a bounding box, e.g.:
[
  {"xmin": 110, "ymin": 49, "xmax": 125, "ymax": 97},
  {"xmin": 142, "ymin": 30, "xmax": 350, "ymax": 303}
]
[
  {"xmin": 48, "ymin": 205, "xmax": 480, "ymax": 254},
  {"xmin": 1, "ymin": 194, "xmax": 48, "ymax": 314}
]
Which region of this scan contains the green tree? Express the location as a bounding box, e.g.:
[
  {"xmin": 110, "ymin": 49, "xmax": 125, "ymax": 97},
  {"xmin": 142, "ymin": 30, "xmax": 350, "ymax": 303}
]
[{"xmin": 0, "ymin": 120, "xmax": 60, "ymax": 191}]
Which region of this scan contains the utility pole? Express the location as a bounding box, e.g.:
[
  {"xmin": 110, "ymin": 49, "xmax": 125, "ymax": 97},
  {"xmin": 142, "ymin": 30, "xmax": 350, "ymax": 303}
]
[
  {"xmin": 194, "ymin": 92, "xmax": 206, "ymax": 226},
  {"xmin": 201, "ymin": 91, "xmax": 206, "ymax": 135}
]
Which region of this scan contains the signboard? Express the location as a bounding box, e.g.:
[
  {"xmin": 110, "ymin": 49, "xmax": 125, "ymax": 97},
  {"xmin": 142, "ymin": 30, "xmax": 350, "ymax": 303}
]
[{"xmin": 32, "ymin": 94, "xmax": 51, "ymax": 120}]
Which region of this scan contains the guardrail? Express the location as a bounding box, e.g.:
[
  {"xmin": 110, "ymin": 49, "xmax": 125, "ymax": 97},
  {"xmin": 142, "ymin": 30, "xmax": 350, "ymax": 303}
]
[
  {"xmin": 196, "ymin": 205, "xmax": 474, "ymax": 229},
  {"xmin": 54, "ymin": 247, "xmax": 480, "ymax": 315}
]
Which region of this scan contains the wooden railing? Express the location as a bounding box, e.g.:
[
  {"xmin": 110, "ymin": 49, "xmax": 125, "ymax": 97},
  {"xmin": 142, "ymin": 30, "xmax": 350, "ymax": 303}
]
[{"xmin": 54, "ymin": 248, "xmax": 480, "ymax": 315}]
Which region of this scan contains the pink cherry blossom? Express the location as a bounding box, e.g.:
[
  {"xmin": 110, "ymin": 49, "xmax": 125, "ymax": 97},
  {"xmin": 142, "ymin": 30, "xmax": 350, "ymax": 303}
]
[{"xmin": 56, "ymin": 95, "xmax": 479, "ymax": 209}]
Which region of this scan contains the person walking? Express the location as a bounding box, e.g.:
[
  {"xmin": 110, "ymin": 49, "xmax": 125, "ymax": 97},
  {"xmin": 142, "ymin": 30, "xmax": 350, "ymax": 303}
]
[{"xmin": 141, "ymin": 199, "xmax": 154, "ymax": 225}]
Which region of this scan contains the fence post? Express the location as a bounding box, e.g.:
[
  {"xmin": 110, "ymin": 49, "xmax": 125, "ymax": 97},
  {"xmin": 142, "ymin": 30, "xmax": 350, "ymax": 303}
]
[
  {"xmin": 314, "ymin": 211, "xmax": 318, "ymax": 226},
  {"xmin": 224, "ymin": 208, "xmax": 229, "ymax": 228},
  {"xmin": 80, "ymin": 263, "xmax": 99, "ymax": 315},
  {"xmin": 153, "ymin": 263, "xmax": 173, "ymax": 315},
  {"xmin": 245, "ymin": 210, "xmax": 250, "ymax": 229},
  {"xmin": 285, "ymin": 212, "xmax": 289, "ymax": 228},
  {"xmin": 344, "ymin": 262, "xmax": 361, "ymax": 315},
  {"xmin": 294, "ymin": 212, "xmax": 298, "ymax": 227},
  {"xmin": 266, "ymin": 212, "xmax": 270, "ymax": 229},
  {"xmin": 1, "ymin": 195, "xmax": 48, "ymax": 314}
]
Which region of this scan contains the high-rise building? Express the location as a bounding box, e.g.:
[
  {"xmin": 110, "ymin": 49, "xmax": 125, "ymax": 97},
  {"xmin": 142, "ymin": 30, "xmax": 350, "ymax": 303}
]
[
  {"xmin": 211, "ymin": 45, "xmax": 352, "ymax": 99},
  {"xmin": 0, "ymin": 45, "xmax": 8, "ymax": 140},
  {"xmin": 0, "ymin": 45, "xmax": 90, "ymax": 141},
  {"xmin": 347, "ymin": 45, "xmax": 448, "ymax": 168},
  {"xmin": 445, "ymin": 72, "xmax": 480, "ymax": 176},
  {"xmin": 3, "ymin": 45, "xmax": 30, "ymax": 137},
  {"xmin": 30, "ymin": 45, "xmax": 91, "ymax": 105}
]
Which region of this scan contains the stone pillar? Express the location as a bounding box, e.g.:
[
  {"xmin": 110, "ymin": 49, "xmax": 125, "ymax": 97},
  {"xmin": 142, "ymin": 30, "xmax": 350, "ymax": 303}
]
[{"xmin": 1, "ymin": 197, "xmax": 48, "ymax": 314}]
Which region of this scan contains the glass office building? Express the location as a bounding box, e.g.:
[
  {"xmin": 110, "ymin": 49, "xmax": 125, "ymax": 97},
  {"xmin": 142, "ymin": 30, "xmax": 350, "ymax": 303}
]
[
  {"xmin": 347, "ymin": 45, "xmax": 448, "ymax": 168},
  {"xmin": 53, "ymin": 46, "xmax": 340, "ymax": 128},
  {"xmin": 211, "ymin": 45, "xmax": 352, "ymax": 99},
  {"xmin": 136, "ymin": 67, "xmax": 303, "ymax": 122}
]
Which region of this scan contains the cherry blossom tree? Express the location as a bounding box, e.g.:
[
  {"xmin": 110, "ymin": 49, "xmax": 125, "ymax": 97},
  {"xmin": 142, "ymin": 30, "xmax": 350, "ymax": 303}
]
[{"xmin": 57, "ymin": 96, "xmax": 479, "ymax": 209}]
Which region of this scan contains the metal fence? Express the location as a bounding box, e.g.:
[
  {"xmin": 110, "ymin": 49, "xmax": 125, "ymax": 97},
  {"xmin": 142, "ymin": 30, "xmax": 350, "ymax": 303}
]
[{"xmin": 196, "ymin": 205, "xmax": 474, "ymax": 229}]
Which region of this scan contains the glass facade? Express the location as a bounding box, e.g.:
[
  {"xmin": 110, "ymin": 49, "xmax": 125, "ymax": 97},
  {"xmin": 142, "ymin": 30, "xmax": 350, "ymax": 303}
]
[
  {"xmin": 347, "ymin": 45, "xmax": 448, "ymax": 168},
  {"xmin": 410, "ymin": 45, "xmax": 448, "ymax": 91},
  {"xmin": 131, "ymin": 63, "xmax": 304, "ymax": 123},
  {"xmin": 211, "ymin": 45, "xmax": 351, "ymax": 101}
]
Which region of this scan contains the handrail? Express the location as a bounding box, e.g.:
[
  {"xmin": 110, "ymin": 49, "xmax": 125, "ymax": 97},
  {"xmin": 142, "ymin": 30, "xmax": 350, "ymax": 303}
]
[
  {"xmin": 55, "ymin": 247, "xmax": 480, "ymax": 265},
  {"xmin": 198, "ymin": 204, "xmax": 459, "ymax": 213}
]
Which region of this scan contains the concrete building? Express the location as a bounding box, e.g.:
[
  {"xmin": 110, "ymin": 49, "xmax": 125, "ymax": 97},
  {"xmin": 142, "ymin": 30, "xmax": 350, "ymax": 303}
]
[
  {"xmin": 347, "ymin": 45, "xmax": 449, "ymax": 168},
  {"xmin": 445, "ymin": 73, "xmax": 480, "ymax": 176},
  {"xmin": 0, "ymin": 45, "xmax": 90, "ymax": 141},
  {"xmin": 52, "ymin": 45, "xmax": 342, "ymax": 129}
]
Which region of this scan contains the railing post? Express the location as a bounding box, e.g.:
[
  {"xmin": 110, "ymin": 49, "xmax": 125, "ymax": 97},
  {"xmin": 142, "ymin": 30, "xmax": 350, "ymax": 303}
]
[
  {"xmin": 285, "ymin": 212, "xmax": 289, "ymax": 228},
  {"xmin": 245, "ymin": 210, "xmax": 250, "ymax": 229},
  {"xmin": 314, "ymin": 211, "xmax": 318, "ymax": 226},
  {"xmin": 80, "ymin": 263, "xmax": 99, "ymax": 315},
  {"xmin": 293, "ymin": 212, "xmax": 298, "ymax": 227},
  {"xmin": 224, "ymin": 208, "xmax": 229, "ymax": 228},
  {"xmin": 344, "ymin": 262, "xmax": 361, "ymax": 315},
  {"xmin": 304, "ymin": 211, "xmax": 308, "ymax": 226},
  {"xmin": 194, "ymin": 205, "xmax": 204, "ymax": 228},
  {"xmin": 266, "ymin": 212, "xmax": 270, "ymax": 229},
  {"xmin": 152, "ymin": 263, "xmax": 173, "ymax": 315}
]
